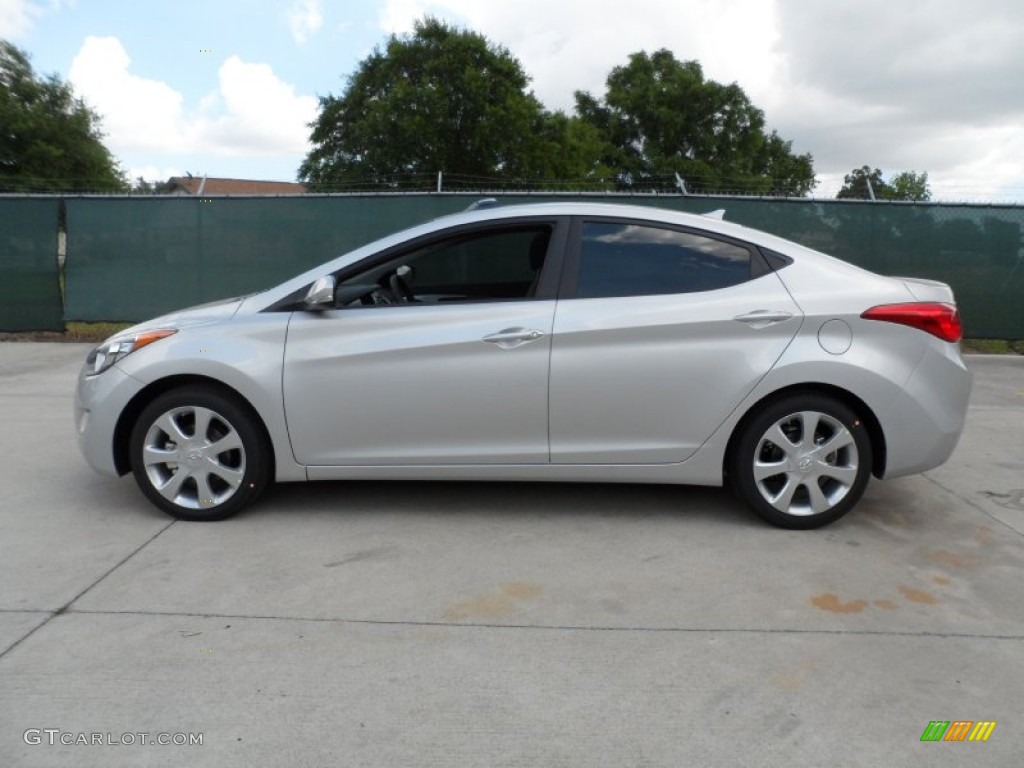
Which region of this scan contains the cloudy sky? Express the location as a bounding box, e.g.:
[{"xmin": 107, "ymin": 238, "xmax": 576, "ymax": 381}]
[{"xmin": 3, "ymin": 0, "xmax": 1023, "ymax": 199}]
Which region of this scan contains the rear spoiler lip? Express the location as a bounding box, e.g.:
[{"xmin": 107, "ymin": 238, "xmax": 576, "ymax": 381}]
[{"xmin": 895, "ymin": 276, "xmax": 955, "ymax": 304}]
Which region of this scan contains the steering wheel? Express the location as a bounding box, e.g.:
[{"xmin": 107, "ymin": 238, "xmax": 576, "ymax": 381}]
[{"xmin": 389, "ymin": 273, "xmax": 415, "ymax": 303}]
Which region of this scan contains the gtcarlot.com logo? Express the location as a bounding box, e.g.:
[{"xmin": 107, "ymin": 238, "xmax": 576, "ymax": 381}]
[
  {"xmin": 23, "ymin": 729, "xmax": 203, "ymax": 746},
  {"xmin": 920, "ymin": 721, "xmax": 996, "ymax": 742}
]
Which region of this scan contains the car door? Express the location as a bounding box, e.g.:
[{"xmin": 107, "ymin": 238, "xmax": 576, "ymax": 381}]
[
  {"xmin": 283, "ymin": 221, "xmax": 565, "ymax": 466},
  {"xmin": 549, "ymin": 217, "xmax": 802, "ymax": 464}
]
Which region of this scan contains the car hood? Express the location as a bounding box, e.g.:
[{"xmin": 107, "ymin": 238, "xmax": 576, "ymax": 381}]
[{"xmin": 118, "ymin": 296, "xmax": 246, "ymax": 336}]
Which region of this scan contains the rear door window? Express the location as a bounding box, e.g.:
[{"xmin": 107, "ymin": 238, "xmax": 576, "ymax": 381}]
[{"xmin": 576, "ymin": 221, "xmax": 755, "ymax": 298}]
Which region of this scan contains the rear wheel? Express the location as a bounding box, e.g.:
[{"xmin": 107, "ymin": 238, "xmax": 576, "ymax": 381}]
[
  {"xmin": 731, "ymin": 394, "xmax": 872, "ymax": 529},
  {"xmin": 129, "ymin": 386, "xmax": 269, "ymax": 521}
]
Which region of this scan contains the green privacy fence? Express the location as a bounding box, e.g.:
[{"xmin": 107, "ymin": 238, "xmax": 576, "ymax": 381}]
[
  {"xmin": 1, "ymin": 194, "xmax": 1022, "ymax": 337},
  {"xmin": 62, "ymin": 196, "xmax": 469, "ymax": 322},
  {"xmin": 0, "ymin": 198, "xmax": 63, "ymax": 331}
]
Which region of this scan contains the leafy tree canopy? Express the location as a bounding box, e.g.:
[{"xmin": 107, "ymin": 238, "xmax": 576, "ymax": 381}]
[
  {"xmin": 837, "ymin": 166, "xmax": 931, "ymax": 201},
  {"xmin": 302, "ymin": 24, "xmax": 821, "ymax": 194},
  {"xmin": 300, "ymin": 18, "xmax": 604, "ymax": 189},
  {"xmin": 0, "ymin": 40, "xmax": 125, "ymax": 192},
  {"xmin": 837, "ymin": 166, "xmax": 886, "ymax": 200},
  {"xmin": 574, "ymin": 49, "xmax": 816, "ymax": 195},
  {"xmin": 888, "ymin": 170, "xmax": 931, "ymax": 202}
]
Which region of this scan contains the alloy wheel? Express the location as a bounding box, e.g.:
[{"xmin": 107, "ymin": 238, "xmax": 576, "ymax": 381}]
[
  {"xmin": 141, "ymin": 405, "xmax": 246, "ymax": 511},
  {"xmin": 751, "ymin": 410, "xmax": 859, "ymax": 517}
]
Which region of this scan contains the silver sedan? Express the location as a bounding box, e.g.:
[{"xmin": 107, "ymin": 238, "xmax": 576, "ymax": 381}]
[{"xmin": 75, "ymin": 202, "xmax": 971, "ymax": 528}]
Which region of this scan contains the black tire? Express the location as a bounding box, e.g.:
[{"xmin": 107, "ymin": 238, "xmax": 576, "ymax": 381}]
[
  {"xmin": 730, "ymin": 393, "xmax": 872, "ymax": 529},
  {"xmin": 129, "ymin": 386, "xmax": 270, "ymax": 521}
]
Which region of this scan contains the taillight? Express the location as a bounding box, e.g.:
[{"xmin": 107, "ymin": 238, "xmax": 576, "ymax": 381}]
[{"xmin": 861, "ymin": 303, "xmax": 962, "ymax": 342}]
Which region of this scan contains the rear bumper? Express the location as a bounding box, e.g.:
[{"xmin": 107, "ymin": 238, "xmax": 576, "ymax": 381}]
[{"xmin": 879, "ymin": 342, "xmax": 972, "ymax": 478}]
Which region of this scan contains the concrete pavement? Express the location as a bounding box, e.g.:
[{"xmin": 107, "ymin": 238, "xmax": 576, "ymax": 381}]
[{"xmin": 1, "ymin": 344, "xmax": 1021, "ymax": 767}]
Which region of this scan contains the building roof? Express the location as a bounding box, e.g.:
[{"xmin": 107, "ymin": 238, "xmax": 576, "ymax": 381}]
[{"xmin": 166, "ymin": 176, "xmax": 306, "ymax": 196}]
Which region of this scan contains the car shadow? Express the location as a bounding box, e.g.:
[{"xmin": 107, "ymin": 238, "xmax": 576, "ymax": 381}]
[{"xmin": 253, "ymin": 479, "xmax": 757, "ymax": 528}]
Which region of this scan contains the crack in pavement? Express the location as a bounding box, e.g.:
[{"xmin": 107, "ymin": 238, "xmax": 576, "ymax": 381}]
[
  {"xmin": 923, "ymin": 473, "xmax": 1024, "ymax": 539},
  {"xmin": 40, "ymin": 607, "xmax": 1024, "ymax": 641},
  {"xmin": 0, "ymin": 520, "xmax": 177, "ymax": 661}
]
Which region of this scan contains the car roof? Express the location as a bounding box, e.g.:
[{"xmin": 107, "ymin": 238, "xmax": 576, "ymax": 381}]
[
  {"xmin": 450, "ymin": 200, "xmax": 857, "ymax": 265},
  {"xmin": 443, "ymin": 200, "xmax": 740, "ymax": 231},
  {"xmin": 429, "ymin": 200, "xmax": 813, "ymax": 252},
  {"xmin": 250, "ymin": 200, "xmax": 837, "ymax": 310}
]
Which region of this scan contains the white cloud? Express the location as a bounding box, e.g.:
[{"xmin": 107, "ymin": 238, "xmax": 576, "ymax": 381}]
[
  {"xmin": 0, "ymin": 0, "xmax": 41, "ymax": 38},
  {"xmin": 206, "ymin": 56, "xmax": 318, "ymax": 154},
  {"xmin": 377, "ymin": 0, "xmax": 780, "ymax": 113},
  {"xmin": 67, "ymin": 36, "xmax": 317, "ymax": 168},
  {"xmin": 0, "ymin": 0, "xmax": 74, "ymax": 39},
  {"xmin": 771, "ymin": 0, "xmax": 1024, "ymax": 198},
  {"xmin": 126, "ymin": 165, "xmax": 182, "ymax": 184},
  {"xmin": 375, "ymin": 0, "xmax": 1024, "ymax": 200},
  {"xmin": 378, "ymin": 0, "xmax": 430, "ymax": 34},
  {"xmin": 287, "ymin": 0, "xmax": 323, "ymax": 44},
  {"xmin": 69, "ymin": 36, "xmax": 187, "ymax": 152},
  {"xmin": 930, "ymin": 126, "xmax": 1024, "ymax": 202}
]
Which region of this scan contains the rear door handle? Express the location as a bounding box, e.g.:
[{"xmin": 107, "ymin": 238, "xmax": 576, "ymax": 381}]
[
  {"xmin": 483, "ymin": 327, "xmax": 546, "ymax": 349},
  {"xmin": 733, "ymin": 310, "xmax": 794, "ymax": 329}
]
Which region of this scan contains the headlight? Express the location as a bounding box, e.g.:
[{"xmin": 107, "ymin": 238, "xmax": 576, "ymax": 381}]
[{"xmin": 84, "ymin": 329, "xmax": 177, "ymax": 376}]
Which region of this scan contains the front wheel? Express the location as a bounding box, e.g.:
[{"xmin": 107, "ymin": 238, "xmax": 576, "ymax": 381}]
[
  {"xmin": 129, "ymin": 386, "xmax": 269, "ymax": 521},
  {"xmin": 730, "ymin": 394, "xmax": 872, "ymax": 529}
]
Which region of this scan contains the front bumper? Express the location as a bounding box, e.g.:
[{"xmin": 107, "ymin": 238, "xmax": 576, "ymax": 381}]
[{"xmin": 74, "ymin": 364, "xmax": 145, "ymax": 477}]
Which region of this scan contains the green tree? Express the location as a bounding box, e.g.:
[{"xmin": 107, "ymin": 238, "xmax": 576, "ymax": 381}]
[
  {"xmin": 836, "ymin": 166, "xmax": 887, "ymax": 200},
  {"xmin": 837, "ymin": 166, "xmax": 931, "ymax": 201},
  {"xmin": 0, "ymin": 40, "xmax": 125, "ymax": 192},
  {"xmin": 574, "ymin": 49, "xmax": 816, "ymax": 195},
  {"xmin": 888, "ymin": 170, "xmax": 931, "ymax": 202},
  {"xmin": 518, "ymin": 110, "xmax": 613, "ymax": 188},
  {"xmin": 299, "ymin": 18, "xmax": 601, "ymax": 189}
]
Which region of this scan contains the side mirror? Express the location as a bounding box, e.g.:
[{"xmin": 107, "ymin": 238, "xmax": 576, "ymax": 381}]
[{"xmin": 302, "ymin": 275, "xmax": 336, "ymax": 310}]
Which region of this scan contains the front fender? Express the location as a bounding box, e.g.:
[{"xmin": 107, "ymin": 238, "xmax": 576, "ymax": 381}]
[{"xmin": 114, "ymin": 312, "xmax": 305, "ymax": 482}]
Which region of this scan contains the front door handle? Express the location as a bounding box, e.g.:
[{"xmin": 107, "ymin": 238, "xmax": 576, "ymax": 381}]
[
  {"xmin": 733, "ymin": 310, "xmax": 794, "ymax": 329},
  {"xmin": 483, "ymin": 327, "xmax": 546, "ymax": 349}
]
